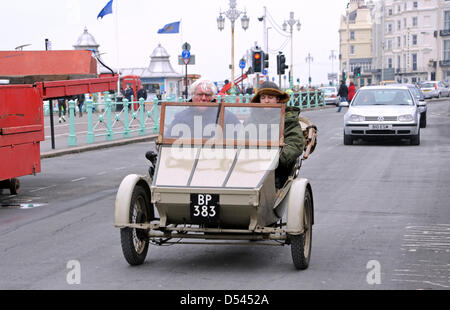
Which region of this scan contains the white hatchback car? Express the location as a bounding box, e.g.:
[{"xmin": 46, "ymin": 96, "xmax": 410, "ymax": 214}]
[
  {"xmin": 319, "ymin": 86, "xmax": 340, "ymax": 106},
  {"xmin": 344, "ymin": 86, "xmax": 421, "ymax": 145}
]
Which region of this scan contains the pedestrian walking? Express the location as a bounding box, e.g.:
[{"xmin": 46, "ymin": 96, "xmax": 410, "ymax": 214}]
[
  {"xmin": 77, "ymin": 94, "xmax": 85, "ymax": 117},
  {"xmin": 57, "ymin": 97, "xmax": 67, "ymax": 123},
  {"xmin": 124, "ymin": 84, "xmax": 134, "ymax": 102},
  {"xmin": 347, "ymin": 81, "xmax": 356, "ymax": 103},
  {"xmin": 137, "ymin": 86, "xmax": 147, "ymax": 101},
  {"xmin": 337, "ymin": 80, "xmax": 348, "ymax": 113}
]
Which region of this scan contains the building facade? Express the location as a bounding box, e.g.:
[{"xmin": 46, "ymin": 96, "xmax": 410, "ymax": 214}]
[
  {"xmin": 339, "ymin": 0, "xmax": 375, "ymax": 87},
  {"xmin": 342, "ymin": 0, "xmax": 450, "ymax": 85}
]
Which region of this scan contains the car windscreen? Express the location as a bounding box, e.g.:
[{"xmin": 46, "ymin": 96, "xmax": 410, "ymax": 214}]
[
  {"xmin": 161, "ymin": 103, "xmax": 284, "ymax": 147},
  {"xmin": 352, "ymin": 89, "xmax": 414, "ymax": 106},
  {"xmin": 420, "ymin": 83, "xmax": 435, "ymax": 88}
]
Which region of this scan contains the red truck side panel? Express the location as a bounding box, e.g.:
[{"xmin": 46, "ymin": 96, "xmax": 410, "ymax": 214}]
[{"xmin": 0, "ymin": 84, "xmax": 44, "ymax": 180}]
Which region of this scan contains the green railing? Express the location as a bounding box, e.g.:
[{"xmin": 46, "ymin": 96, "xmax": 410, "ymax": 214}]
[{"xmin": 43, "ymin": 91, "xmax": 325, "ymax": 147}]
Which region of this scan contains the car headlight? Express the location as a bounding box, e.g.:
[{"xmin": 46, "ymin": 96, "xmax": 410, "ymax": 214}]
[
  {"xmin": 398, "ymin": 114, "xmax": 414, "ymax": 122},
  {"xmin": 349, "ymin": 114, "xmax": 365, "ymax": 122}
]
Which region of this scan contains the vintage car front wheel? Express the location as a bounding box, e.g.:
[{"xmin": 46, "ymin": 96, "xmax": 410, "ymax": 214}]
[
  {"xmin": 289, "ymin": 188, "xmax": 312, "ymax": 270},
  {"xmin": 120, "ymin": 184, "xmax": 150, "ymax": 266}
]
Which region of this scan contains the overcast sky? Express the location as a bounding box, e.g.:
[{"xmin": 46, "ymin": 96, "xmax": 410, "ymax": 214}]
[{"xmin": 0, "ymin": 0, "xmax": 351, "ymax": 85}]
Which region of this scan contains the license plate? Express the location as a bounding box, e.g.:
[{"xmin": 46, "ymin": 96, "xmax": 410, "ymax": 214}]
[
  {"xmin": 190, "ymin": 194, "xmax": 220, "ymax": 224},
  {"xmin": 423, "ymin": 89, "xmax": 430, "ymax": 92},
  {"xmin": 369, "ymin": 124, "xmax": 392, "ymax": 130}
]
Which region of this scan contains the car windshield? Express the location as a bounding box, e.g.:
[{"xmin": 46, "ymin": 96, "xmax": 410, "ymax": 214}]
[
  {"xmin": 420, "ymin": 83, "xmax": 435, "ymax": 88},
  {"xmin": 320, "ymin": 87, "xmax": 336, "ymax": 94},
  {"xmin": 352, "ymin": 89, "xmax": 414, "ymax": 106},
  {"xmin": 161, "ymin": 102, "xmax": 284, "ymax": 147}
]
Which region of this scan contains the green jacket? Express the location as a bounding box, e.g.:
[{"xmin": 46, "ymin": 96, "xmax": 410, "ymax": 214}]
[{"xmin": 279, "ymin": 106, "xmax": 304, "ymax": 169}]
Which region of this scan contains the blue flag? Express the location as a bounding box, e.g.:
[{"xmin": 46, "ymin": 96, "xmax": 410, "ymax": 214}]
[
  {"xmin": 157, "ymin": 21, "xmax": 180, "ymax": 34},
  {"xmin": 97, "ymin": 0, "xmax": 113, "ymax": 19}
]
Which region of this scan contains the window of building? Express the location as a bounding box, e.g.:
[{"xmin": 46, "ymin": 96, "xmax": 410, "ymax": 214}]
[
  {"xmin": 413, "ymin": 1, "xmax": 418, "ymax": 9},
  {"xmin": 397, "ymin": 36, "xmax": 401, "ymax": 48},
  {"xmin": 412, "ymin": 17, "xmax": 418, "ymax": 27},
  {"xmin": 412, "ymin": 34, "xmax": 418, "ymax": 45},
  {"xmin": 388, "ymin": 58, "xmax": 393, "ymax": 68},
  {"xmin": 397, "ymin": 20, "xmax": 401, "ymax": 30},
  {"xmin": 350, "ymin": 45, "xmax": 355, "ymax": 55},
  {"xmin": 412, "ymin": 54, "xmax": 417, "ymax": 71},
  {"xmin": 444, "ymin": 40, "xmax": 450, "ymax": 61},
  {"xmin": 350, "ymin": 31, "xmax": 355, "ymax": 40},
  {"xmin": 388, "ymin": 8, "xmax": 393, "ymax": 16},
  {"xmin": 397, "ymin": 55, "xmax": 401, "ymax": 69},
  {"xmin": 445, "ymin": 11, "xmax": 450, "ymax": 30},
  {"xmin": 388, "ymin": 23, "xmax": 393, "ymax": 33}
]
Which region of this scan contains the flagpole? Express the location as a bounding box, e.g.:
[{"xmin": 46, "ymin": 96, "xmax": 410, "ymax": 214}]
[{"xmin": 115, "ymin": 0, "xmax": 120, "ymax": 94}]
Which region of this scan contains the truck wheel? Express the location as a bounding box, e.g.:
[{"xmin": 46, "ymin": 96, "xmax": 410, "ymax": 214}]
[
  {"xmin": 120, "ymin": 184, "xmax": 150, "ymax": 266},
  {"xmin": 9, "ymin": 178, "xmax": 20, "ymax": 195},
  {"xmin": 289, "ymin": 189, "xmax": 312, "ymax": 270}
]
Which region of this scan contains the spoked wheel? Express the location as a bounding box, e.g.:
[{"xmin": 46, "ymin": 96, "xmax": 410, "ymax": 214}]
[
  {"xmin": 120, "ymin": 185, "xmax": 151, "ymax": 266},
  {"xmin": 289, "ymin": 189, "xmax": 313, "ymax": 270},
  {"xmin": 9, "ymin": 178, "xmax": 20, "ymax": 195}
]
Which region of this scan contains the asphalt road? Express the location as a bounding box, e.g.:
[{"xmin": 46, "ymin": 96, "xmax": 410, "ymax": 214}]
[{"xmin": 1, "ymin": 101, "xmax": 449, "ymax": 290}]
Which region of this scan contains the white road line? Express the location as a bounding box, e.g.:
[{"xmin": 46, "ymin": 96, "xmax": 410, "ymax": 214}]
[
  {"xmin": 71, "ymin": 177, "xmax": 87, "ymax": 182},
  {"xmin": 30, "ymin": 185, "xmax": 57, "ymax": 193},
  {"xmin": 96, "ymin": 171, "xmax": 107, "ymax": 176}
]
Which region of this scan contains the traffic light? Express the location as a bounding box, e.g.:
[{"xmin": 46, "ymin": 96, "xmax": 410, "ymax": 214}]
[
  {"xmin": 252, "ymin": 50, "xmax": 263, "ymax": 73},
  {"xmin": 354, "ymin": 66, "xmax": 361, "ymax": 78},
  {"xmin": 277, "ymin": 53, "xmax": 288, "ymax": 75},
  {"xmin": 342, "ymin": 70, "xmax": 347, "ymax": 81},
  {"xmin": 263, "ymin": 52, "xmax": 269, "ymax": 69}
]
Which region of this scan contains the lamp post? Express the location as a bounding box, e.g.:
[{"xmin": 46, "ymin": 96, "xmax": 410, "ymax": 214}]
[
  {"xmin": 217, "ymin": 0, "xmax": 249, "ymax": 95},
  {"xmin": 306, "ymin": 53, "xmax": 314, "ymax": 87},
  {"xmin": 282, "ymin": 12, "xmax": 301, "ymax": 88}
]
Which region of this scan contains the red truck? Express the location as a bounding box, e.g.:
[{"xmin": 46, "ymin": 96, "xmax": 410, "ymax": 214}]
[{"xmin": 0, "ymin": 50, "xmax": 118, "ymax": 195}]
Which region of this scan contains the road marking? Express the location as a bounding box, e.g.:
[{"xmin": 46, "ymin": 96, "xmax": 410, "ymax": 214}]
[
  {"xmin": 96, "ymin": 171, "xmax": 107, "ymax": 176},
  {"xmin": 30, "ymin": 185, "xmax": 57, "ymax": 193},
  {"xmin": 71, "ymin": 177, "xmax": 87, "ymax": 182}
]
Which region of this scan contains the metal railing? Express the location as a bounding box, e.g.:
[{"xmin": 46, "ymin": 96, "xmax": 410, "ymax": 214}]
[{"xmin": 43, "ymin": 91, "xmax": 326, "ymax": 147}]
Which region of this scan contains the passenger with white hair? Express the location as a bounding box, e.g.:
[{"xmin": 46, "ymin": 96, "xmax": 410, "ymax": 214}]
[{"xmin": 166, "ymin": 78, "xmax": 239, "ymax": 139}]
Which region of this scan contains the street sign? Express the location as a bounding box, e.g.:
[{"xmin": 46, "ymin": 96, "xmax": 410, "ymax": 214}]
[
  {"xmin": 263, "ymin": 69, "xmax": 268, "ymax": 76},
  {"xmin": 239, "ymin": 59, "xmax": 246, "ymax": 69},
  {"xmin": 328, "ymin": 73, "xmax": 337, "ymax": 80},
  {"xmin": 182, "ymin": 42, "xmax": 191, "ymax": 51},
  {"xmin": 178, "ymin": 55, "xmax": 195, "ymax": 65},
  {"xmin": 182, "ymin": 50, "xmax": 191, "ymax": 59}
]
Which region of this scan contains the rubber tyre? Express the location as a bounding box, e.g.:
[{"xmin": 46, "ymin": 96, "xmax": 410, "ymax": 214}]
[
  {"xmin": 344, "ymin": 133, "xmax": 353, "ymax": 145},
  {"xmin": 420, "ymin": 112, "xmax": 427, "ymax": 128},
  {"xmin": 120, "ymin": 184, "xmax": 151, "ymax": 266},
  {"xmin": 411, "ymin": 129, "xmax": 420, "ymax": 146},
  {"xmin": 290, "ymin": 189, "xmax": 313, "ymax": 270},
  {"xmin": 9, "ymin": 178, "xmax": 20, "ymax": 195}
]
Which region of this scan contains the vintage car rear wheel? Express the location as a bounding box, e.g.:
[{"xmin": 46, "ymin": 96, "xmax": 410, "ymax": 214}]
[
  {"xmin": 290, "ymin": 188, "xmax": 312, "ymax": 270},
  {"xmin": 120, "ymin": 184, "xmax": 150, "ymax": 266}
]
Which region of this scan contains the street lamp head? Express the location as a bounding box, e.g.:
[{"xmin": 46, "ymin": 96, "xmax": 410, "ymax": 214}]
[
  {"xmin": 241, "ymin": 11, "xmax": 249, "ymax": 30},
  {"xmin": 296, "ymin": 21, "xmax": 301, "ymax": 32},
  {"xmin": 282, "ymin": 21, "xmax": 288, "ymax": 32},
  {"xmin": 217, "ymin": 13, "xmax": 225, "ymax": 31}
]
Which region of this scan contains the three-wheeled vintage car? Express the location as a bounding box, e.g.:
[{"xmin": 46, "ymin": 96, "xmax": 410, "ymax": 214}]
[{"xmin": 114, "ymin": 101, "xmax": 317, "ymax": 270}]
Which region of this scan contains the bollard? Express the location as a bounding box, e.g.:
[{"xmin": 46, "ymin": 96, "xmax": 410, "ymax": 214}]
[
  {"xmin": 153, "ymin": 97, "xmax": 159, "ymax": 133},
  {"xmin": 139, "ymin": 98, "xmax": 145, "ymax": 135},
  {"xmin": 105, "ymin": 96, "xmax": 114, "ymax": 141},
  {"xmin": 315, "ymin": 90, "xmax": 319, "ymax": 108},
  {"xmin": 86, "ymin": 100, "xmax": 95, "ymax": 144},
  {"xmin": 123, "ymin": 99, "xmax": 130, "ymax": 138},
  {"xmin": 307, "ymin": 91, "xmax": 311, "ymax": 108},
  {"xmin": 68, "ymin": 100, "xmax": 77, "ymax": 146}
]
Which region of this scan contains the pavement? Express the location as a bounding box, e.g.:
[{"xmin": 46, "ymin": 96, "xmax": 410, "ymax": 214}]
[{"xmin": 40, "ymin": 112, "xmax": 158, "ymax": 159}]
